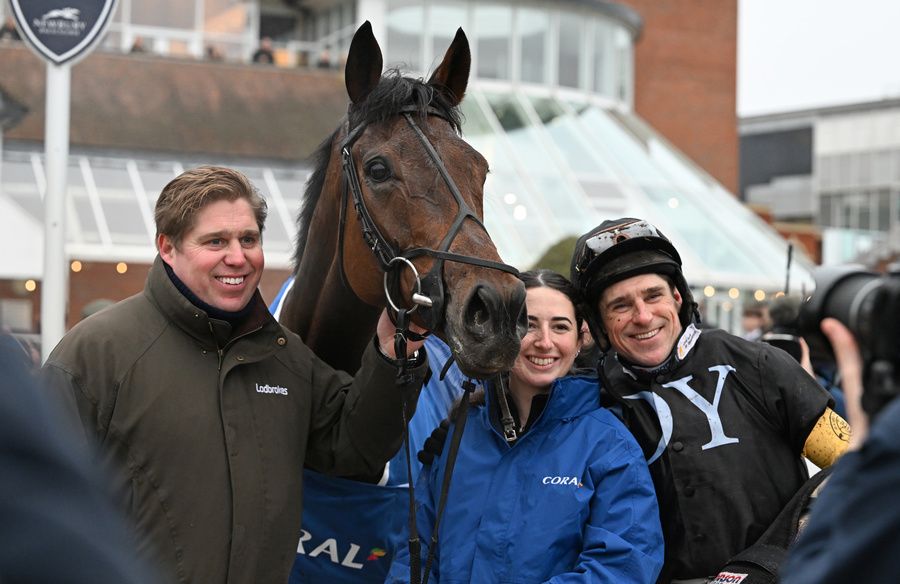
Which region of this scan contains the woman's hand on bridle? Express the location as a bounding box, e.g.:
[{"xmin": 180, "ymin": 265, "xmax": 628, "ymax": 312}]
[{"xmin": 376, "ymin": 309, "xmax": 429, "ymax": 360}]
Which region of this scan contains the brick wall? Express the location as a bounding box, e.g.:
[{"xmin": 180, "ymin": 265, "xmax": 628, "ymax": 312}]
[{"xmin": 620, "ymin": 0, "xmax": 739, "ymax": 194}]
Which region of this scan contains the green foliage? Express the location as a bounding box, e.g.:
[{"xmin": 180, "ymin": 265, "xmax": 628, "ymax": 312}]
[{"xmin": 529, "ymin": 236, "xmax": 579, "ymax": 276}]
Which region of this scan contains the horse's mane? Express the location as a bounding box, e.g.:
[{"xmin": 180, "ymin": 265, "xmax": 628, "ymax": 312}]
[{"xmin": 292, "ymin": 69, "xmax": 462, "ymax": 272}]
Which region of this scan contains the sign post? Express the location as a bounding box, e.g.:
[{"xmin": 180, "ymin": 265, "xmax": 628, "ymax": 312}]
[{"xmin": 9, "ymin": 0, "xmax": 117, "ymax": 361}]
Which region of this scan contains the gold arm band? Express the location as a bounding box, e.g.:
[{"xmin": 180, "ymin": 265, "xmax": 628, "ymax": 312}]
[{"xmin": 802, "ymin": 407, "xmax": 851, "ymax": 468}]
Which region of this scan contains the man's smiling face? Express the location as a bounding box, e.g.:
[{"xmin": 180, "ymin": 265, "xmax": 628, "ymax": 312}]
[
  {"xmin": 158, "ymin": 198, "xmax": 264, "ymax": 312},
  {"xmin": 599, "ymin": 273, "xmax": 683, "ymax": 367}
]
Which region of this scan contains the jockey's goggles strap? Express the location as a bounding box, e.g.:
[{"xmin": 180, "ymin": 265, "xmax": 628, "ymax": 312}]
[{"xmin": 572, "ymin": 219, "xmax": 667, "ymax": 280}]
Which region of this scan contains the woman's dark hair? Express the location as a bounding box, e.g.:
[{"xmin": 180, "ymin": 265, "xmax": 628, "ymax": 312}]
[{"xmin": 518, "ymin": 269, "xmax": 585, "ymax": 330}]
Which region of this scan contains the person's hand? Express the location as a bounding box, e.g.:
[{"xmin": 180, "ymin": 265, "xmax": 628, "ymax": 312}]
[
  {"xmin": 376, "ymin": 309, "xmax": 428, "ymax": 359},
  {"xmin": 820, "ymin": 318, "xmax": 867, "ymax": 448},
  {"xmin": 417, "ymin": 419, "xmax": 450, "ymax": 465},
  {"xmin": 799, "ymin": 337, "xmax": 814, "ymax": 377}
]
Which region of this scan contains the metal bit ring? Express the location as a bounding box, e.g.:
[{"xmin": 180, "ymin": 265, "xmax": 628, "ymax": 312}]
[{"xmin": 383, "ymin": 256, "xmax": 429, "ymax": 314}]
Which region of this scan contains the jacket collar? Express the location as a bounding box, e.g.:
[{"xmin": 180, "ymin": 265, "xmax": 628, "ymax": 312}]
[
  {"xmin": 485, "ymin": 374, "xmax": 599, "ymax": 433},
  {"xmin": 144, "ymin": 255, "xmax": 274, "ymax": 348}
]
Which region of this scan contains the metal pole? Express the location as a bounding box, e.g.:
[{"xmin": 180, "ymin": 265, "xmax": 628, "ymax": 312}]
[
  {"xmin": 41, "ymin": 63, "xmax": 71, "ymax": 363},
  {"xmin": 784, "ymin": 242, "xmax": 793, "ymax": 296}
]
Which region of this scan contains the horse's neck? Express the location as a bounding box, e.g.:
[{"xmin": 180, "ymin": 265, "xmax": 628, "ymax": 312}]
[{"xmin": 282, "ymin": 254, "xmax": 379, "ymax": 375}]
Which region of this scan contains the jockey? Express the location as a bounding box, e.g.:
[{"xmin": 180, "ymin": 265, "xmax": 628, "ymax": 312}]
[{"xmin": 570, "ymin": 217, "xmax": 851, "ymax": 583}]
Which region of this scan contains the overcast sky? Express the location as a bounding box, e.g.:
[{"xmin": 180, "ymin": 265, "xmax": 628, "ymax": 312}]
[{"xmin": 738, "ymin": 0, "xmax": 900, "ymax": 116}]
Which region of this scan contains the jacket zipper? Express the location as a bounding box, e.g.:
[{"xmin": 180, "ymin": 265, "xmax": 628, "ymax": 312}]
[
  {"xmin": 211, "ymin": 322, "xmax": 267, "ymax": 372},
  {"xmin": 208, "ymin": 321, "xmax": 225, "ymax": 371}
]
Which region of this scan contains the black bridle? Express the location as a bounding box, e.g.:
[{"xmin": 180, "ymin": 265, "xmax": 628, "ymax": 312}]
[
  {"xmin": 337, "ymin": 106, "xmax": 519, "ymax": 584},
  {"xmin": 337, "ymin": 105, "xmax": 518, "ymax": 331}
]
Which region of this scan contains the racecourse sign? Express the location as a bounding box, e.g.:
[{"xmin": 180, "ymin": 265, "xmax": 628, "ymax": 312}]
[{"xmin": 10, "ymin": 0, "xmax": 117, "ymax": 65}]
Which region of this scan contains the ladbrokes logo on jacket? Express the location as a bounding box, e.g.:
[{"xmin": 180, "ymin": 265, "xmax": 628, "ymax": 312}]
[{"xmin": 255, "ymin": 382, "xmax": 289, "ymax": 396}]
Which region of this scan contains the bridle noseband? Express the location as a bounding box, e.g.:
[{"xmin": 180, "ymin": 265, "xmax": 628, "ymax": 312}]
[{"xmin": 337, "ymin": 105, "xmax": 518, "ymax": 331}]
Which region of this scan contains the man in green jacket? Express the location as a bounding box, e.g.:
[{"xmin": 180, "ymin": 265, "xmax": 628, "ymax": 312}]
[{"xmin": 42, "ymin": 166, "xmax": 428, "ymax": 584}]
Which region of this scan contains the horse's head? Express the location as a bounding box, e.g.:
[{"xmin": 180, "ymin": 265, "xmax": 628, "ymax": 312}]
[{"xmin": 336, "ymin": 22, "xmax": 526, "ymax": 378}]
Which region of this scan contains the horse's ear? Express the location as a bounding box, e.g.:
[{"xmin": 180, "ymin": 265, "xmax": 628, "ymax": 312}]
[
  {"xmin": 345, "ymin": 21, "xmax": 383, "ymax": 104},
  {"xmin": 427, "ymin": 28, "xmax": 470, "ymax": 107}
]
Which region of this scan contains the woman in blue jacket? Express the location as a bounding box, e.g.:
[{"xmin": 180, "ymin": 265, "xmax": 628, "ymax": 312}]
[{"xmin": 388, "ymin": 270, "xmax": 664, "ymax": 583}]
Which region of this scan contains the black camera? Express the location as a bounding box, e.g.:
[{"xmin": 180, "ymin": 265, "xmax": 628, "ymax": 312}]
[{"xmin": 798, "ymin": 264, "xmax": 900, "ymax": 418}]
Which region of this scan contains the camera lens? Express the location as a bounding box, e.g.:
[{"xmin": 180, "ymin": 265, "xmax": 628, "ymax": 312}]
[
  {"xmin": 798, "ymin": 266, "xmax": 880, "ymax": 361},
  {"xmin": 799, "ymin": 265, "xmax": 900, "ymax": 419}
]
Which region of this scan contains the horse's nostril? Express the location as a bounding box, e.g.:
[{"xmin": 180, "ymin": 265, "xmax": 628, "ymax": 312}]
[{"xmin": 465, "ymin": 285, "xmax": 498, "ymax": 333}]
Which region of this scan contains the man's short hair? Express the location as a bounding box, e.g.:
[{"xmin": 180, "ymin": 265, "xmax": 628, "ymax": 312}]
[
  {"xmin": 154, "ymin": 166, "xmax": 267, "ymax": 247},
  {"xmin": 742, "ymin": 300, "xmax": 769, "ymax": 318}
]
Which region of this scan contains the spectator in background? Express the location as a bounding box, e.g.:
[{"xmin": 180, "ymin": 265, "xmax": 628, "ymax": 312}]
[
  {"xmin": 0, "ymin": 17, "xmax": 20, "ymax": 42},
  {"xmin": 741, "ymin": 299, "xmax": 770, "ymax": 341},
  {"xmin": 129, "ymin": 36, "xmax": 146, "ymax": 54},
  {"xmin": 252, "ymin": 36, "xmax": 275, "ymax": 64},
  {"xmin": 205, "ymin": 44, "xmax": 224, "ymax": 61},
  {"xmin": 316, "ymin": 47, "xmax": 333, "ymax": 69},
  {"xmin": 0, "ymin": 326, "xmax": 39, "ymax": 369}
]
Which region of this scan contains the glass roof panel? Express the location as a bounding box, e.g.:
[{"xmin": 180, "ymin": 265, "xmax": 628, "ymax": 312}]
[
  {"xmin": 136, "ymin": 165, "xmax": 178, "ymax": 205},
  {"xmin": 458, "ymin": 97, "xmax": 494, "ymax": 137},
  {"xmin": 577, "ymin": 179, "xmax": 628, "ymax": 216},
  {"xmin": 640, "ymin": 185, "xmax": 768, "ymax": 277},
  {"xmin": 576, "ymin": 106, "xmax": 669, "ymax": 183},
  {"xmin": 606, "ymin": 110, "xmax": 712, "ymax": 193},
  {"xmin": 528, "ymin": 95, "xmax": 617, "ymax": 178},
  {"xmin": 482, "ymin": 92, "xmax": 588, "ymax": 235},
  {"xmin": 233, "ymin": 166, "xmax": 291, "ymax": 254},
  {"xmin": 2, "ymin": 159, "xmax": 43, "ymax": 223},
  {"xmin": 101, "ymin": 198, "xmax": 149, "ymax": 242},
  {"xmin": 459, "ymin": 95, "xmax": 562, "ymax": 268},
  {"xmin": 71, "ymin": 194, "xmax": 101, "ymax": 244},
  {"xmin": 91, "ymin": 166, "xmax": 149, "ymax": 240},
  {"xmin": 7, "ymin": 192, "xmax": 42, "ymax": 224}
]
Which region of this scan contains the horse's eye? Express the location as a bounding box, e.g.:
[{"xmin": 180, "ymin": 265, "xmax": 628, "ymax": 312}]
[{"xmin": 365, "ymin": 160, "xmax": 392, "ymax": 183}]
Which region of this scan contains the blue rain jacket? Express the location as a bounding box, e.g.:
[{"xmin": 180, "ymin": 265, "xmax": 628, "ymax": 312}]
[
  {"xmin": 270, "ymin": 278, "xmax": 467, "ymax": 582},
  {"xmin": 387, "ymin": 375, "xmax": 664, "ymax": 584}
]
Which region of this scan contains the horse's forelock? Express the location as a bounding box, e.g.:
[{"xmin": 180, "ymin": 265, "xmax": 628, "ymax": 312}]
[{"xmin": 348, "ymin": 69, "xmax": 461, "ymax": 132}]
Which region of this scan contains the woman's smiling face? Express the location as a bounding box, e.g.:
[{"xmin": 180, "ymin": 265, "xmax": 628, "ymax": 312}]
[{"xmin": 510, "ymin": 286, "xmax": 582, "ymax": 394}]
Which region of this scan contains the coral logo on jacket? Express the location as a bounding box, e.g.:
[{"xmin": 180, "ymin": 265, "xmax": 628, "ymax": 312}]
[
  {"xmin": 710, "ymin": 572, "xmax": 747, "ymax": 584},
  {"xmin": 297, "ymin": 530, "xmax": 385, "ymax": 569},
  {"xmin": 255, "ymin": 382, "xmax": 288, "ymax": 396},
  {"xmin": 542, "ymin": 476, "xmax": 582, "ymax": 487}
]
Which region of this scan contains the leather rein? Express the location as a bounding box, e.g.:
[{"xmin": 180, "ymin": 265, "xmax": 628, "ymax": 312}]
[{"xmin": 336, "ymin": 105, "xmax": 518, "ymax": 584}]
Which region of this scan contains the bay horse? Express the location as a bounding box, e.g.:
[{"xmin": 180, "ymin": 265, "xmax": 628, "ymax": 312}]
[{"xmin": 278, "ymin": 22, "xmax": 526, "ymax": 378}]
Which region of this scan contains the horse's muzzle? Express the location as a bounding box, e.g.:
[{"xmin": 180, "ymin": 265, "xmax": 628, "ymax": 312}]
[{"xmin": 447, "ymin": 281, "xmax": 526, "ymax": 378}]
